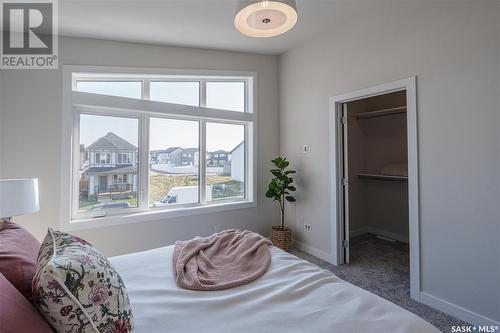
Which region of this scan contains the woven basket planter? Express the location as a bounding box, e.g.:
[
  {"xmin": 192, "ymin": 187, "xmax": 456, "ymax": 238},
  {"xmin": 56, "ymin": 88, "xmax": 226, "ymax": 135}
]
[{"xmin": 271, "ymin": 226, "xmax": 292, "ymax": 251}]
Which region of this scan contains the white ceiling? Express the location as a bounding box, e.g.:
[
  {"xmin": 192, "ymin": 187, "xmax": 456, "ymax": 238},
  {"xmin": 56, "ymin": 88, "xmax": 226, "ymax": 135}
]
[{"xmin": 59, "ymin": 0, "xmax": 373, "ymax": 55}]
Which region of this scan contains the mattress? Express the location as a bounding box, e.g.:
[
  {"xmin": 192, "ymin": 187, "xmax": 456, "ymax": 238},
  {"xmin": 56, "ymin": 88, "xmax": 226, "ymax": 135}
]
[{"xmin": 110, "ymin": 245, "xmax": 439, "ymax": 333}]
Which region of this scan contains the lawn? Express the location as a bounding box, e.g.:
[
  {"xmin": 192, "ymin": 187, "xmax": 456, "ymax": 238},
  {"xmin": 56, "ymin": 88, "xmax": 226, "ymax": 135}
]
[
  {"xmin": 79, "ymin": 197, "xmax": 138, "ymax": 211},
  {"xmin": 149, "ymin": 173, "xmax": 237, "ymax": 203},
  {"xmin": 79, "ymin": 198, "xmax": 98, "ymax": 211}
]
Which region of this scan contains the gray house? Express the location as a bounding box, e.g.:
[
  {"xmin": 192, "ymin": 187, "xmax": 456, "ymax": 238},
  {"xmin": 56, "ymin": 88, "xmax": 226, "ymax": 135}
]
[
  {"xmin": 150, "ymin": 147, "xmax": 183, "ymax": 165},
  {"xmin": 83, "ymin": 132, "xmax": 138, "ymax": 197},
  {"xmin": 180, "ymin": 148, "xmax": 199, "ymax": 166},
  {"xmin": 229, "ymin": 142, "xmax": 244, "ymax": 182},
  {"xmin": 207, "ymin": 150, "xmax": 229, "ymax": 166}
]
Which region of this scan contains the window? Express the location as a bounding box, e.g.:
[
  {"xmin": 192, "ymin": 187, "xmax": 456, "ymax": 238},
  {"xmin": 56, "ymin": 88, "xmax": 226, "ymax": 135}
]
[
  {"xmin": 78, "ymin": 114, "xmax": 139, "ymax": 215},
  {"xmin": 206, "ymin": 122, "xmax": 245, "ymax": 201},
  {"xmin": 117, "ymin": 153, "xmax": 132, "ymax": 164},
  {"xmin": 113, "ymin": 174, "xmax": 128, "ymax": 184},
  {"xmin": 149, "ymin": 118, "xmax": 199, "ymax": 207},
  {"xmin": 206, "ymin": 81, "xmax": 245, "ymax": 112},
  {"xmin": 76, "ymin": 81, "xmax": 142, "ymax": 99},
  {"xmin": 64, "ymin": 67, "xmax": 255, "ymax": 228},
  {"xmin": 95, "ymin": 152, "xmax": 111, "ymax": 165},
  {"xmin": 150, "ymin": 81, "xmax": 200, "ymax": 106}
]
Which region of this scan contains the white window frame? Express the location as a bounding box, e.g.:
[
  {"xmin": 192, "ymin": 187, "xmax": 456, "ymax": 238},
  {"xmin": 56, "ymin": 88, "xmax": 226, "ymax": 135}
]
[
  {"xmin": 113, "ymin": 174, "xmax": 128, "ymax": 184},
  {"xmin": 117, "ymin": 153, "xmax": 132, "ymax": 165},
  {"xmin": 61, "ymin": 65, "xmax": 257, "ymax": 231},
  {"xmin": 96, "ymin": 152, "xmax": 110, "ymax": 164}
]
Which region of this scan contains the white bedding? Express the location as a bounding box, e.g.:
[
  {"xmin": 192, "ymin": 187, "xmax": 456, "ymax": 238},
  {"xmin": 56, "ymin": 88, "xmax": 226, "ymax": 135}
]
[{"xmin": 110, "ymin": 245, "xmax": 439, "ymax": 333}]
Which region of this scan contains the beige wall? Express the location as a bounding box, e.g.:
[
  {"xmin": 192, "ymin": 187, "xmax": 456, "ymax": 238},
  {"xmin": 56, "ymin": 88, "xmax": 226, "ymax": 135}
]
[
  {"xmin": 280, "ymin": 1, "xmax": 499, "ymax": 324},
  {"xmin": 0, "ymin": 36, "xmax": 280, "ymax": 256}
]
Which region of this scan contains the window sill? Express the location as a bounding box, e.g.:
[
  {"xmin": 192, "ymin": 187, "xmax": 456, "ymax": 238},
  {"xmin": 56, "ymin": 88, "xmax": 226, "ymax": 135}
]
[{"xmin": 62, "ymin": 200, "xmax": 256, "ymax": 232}]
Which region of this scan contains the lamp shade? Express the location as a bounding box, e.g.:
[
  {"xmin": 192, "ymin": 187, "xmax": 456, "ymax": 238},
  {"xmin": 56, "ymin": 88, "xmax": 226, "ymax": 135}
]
[
  {"xmin": 235, "ymin": 0, "xmax": 298, "ymax": 38},
  {"xmin": 0, "ymin": 179, "xmax": 39, "ymax": 218}
]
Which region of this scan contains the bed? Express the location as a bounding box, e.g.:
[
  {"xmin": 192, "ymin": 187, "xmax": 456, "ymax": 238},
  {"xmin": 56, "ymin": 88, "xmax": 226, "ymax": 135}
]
[{"xmin": 110, "ymin": 245, "xmax": 439, "ymax": 333}]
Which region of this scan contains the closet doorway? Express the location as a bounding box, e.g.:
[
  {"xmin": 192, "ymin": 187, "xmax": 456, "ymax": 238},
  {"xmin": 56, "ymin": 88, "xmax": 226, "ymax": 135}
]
[{"xmin": 329, "ymin": 77, "xmax": 420, "ymax": 301}]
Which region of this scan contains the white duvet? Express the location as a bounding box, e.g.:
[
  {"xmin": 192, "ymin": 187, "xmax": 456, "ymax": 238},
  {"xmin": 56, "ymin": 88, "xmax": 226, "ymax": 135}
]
[{"xmin": 110, "ymin": 245, "xmax": 439, "ymax": 333}]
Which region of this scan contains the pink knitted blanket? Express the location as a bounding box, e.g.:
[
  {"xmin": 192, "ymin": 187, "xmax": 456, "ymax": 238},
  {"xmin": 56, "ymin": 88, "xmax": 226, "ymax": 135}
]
[{"xmin": 173, "ymin": 230, "xmax": 272, "ymax": 291}]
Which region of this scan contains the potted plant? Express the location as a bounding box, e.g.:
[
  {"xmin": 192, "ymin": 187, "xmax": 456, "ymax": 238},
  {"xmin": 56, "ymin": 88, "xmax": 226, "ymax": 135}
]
[{"xmin": 266, "ymin": 156, "xmax": 296, "ymax": 251}]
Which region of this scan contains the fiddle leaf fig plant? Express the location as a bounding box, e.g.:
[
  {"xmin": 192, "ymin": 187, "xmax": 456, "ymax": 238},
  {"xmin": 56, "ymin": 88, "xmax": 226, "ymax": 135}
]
[{"xmin": 265, "ymin": 156, "xmax": 296, "ymax": 230}]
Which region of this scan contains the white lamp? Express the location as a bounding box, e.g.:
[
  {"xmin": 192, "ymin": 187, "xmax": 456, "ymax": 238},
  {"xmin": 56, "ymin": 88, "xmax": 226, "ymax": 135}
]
[
  {"xmin": 0, "ymin": 178, "xmax": 39, "ymax": 224},
  {"xmin": 234, "ymin": 0, "xmax": 298, "ymax": 38}
]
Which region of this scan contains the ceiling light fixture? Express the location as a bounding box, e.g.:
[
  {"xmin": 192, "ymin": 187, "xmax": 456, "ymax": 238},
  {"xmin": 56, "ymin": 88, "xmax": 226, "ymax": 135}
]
[{"xmin": 234, "ymin": 0, "xmax": 298, "ymax": 38}]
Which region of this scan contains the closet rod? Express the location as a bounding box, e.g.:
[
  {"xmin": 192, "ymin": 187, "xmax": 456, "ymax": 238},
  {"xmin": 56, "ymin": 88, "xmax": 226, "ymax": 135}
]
[{"xmin": 355, "ymin": 106, "xmax": 406, "ymax": 119}]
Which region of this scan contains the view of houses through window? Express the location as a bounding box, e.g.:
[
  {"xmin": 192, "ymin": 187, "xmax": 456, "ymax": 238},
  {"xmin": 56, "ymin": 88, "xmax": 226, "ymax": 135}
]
[
  {"xmin": 206, "ymin": 122, "xmax": 245, "ymax": 201},
  {"xmin": 149, "ymin": 118, "xmax": 200, "ymax": 207},
  {"xmin": 149, "ymin": 118, "xmax": 245, "ymax": 207},
  {"xmin": 79, "ymin": 116, "xmax": 246, "ymax": 213},
  {"xmin": 79, "ymin": 114, "xmax": 139, "ymax": 213},
  {"xmin": 73, "ymin": 75, "xmax": 251, "ymax": 219}
]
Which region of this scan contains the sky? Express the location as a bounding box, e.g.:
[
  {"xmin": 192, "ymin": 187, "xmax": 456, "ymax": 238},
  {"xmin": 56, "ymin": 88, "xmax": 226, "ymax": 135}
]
[{"xmin": 78, "ymin": 82, "xmax": 245, "ymax": 152}]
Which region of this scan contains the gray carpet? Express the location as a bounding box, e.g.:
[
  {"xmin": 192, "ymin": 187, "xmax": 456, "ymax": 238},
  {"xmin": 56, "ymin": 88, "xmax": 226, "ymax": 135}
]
[{"xmin": 290, "ymin": 234, "xmax": 469, "ymax": 333}]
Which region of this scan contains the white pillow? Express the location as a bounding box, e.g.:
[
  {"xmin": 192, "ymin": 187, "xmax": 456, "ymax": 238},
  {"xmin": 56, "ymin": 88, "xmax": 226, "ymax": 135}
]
[{"xmin": 32, "ymin": 228, "xmax": 134, "ymax": 333}]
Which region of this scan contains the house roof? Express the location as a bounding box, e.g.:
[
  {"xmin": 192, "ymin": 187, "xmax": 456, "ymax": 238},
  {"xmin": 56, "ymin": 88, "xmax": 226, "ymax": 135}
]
[
  {"xmin": 86, "ymin": 132, "xmax": 137, "ymax": 151},
  {"xmin": 230, "ymin": 142, "xmax": 244, "ymax": 154},
  {"xmin": 151, "ymin": 147, "xmax": 182, "ymax": 154},
  {"xmin": 85, "ymin": 165, "xmax": 137, "ymax": 175},
  {"xmin": 182, "ymin": 148, "xmax": 199, "ymax": 154},
  {"xmin": 211, "ymin": 150, "xmax": 229, "ymax": 154}
]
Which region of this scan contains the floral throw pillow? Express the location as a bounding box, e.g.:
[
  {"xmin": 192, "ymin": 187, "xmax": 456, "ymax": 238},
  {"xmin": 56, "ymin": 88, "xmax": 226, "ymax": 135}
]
[{"xmin": 32, "ymin": 228, "xmax": 134, "ymax": 333}]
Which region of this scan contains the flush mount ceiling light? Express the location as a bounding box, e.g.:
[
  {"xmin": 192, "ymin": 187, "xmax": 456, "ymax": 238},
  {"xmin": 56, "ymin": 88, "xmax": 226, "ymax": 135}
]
[{"xmin": 234, "ymin": 0, "xmax": 298, "ymax": 38}]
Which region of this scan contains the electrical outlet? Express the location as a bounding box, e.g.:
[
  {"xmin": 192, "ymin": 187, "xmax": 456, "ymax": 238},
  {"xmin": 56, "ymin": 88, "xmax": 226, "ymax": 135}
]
[
  {"xmin": 214, "ymin": 224, "xmax": 221, "ymax": 233},
  {"xmin": 304, "ymin": 224, "xmax": 311, "ymax": 232}
]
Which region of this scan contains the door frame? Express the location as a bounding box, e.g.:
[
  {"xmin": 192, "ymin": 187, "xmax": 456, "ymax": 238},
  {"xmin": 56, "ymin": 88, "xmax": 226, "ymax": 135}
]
[
  {"xmin": 329, "ymin": 77, "xmax": 420, "ymax": 301},
  {"xmin": 341, "ymin": 103, "xmax": 350, "ymax": 264}
]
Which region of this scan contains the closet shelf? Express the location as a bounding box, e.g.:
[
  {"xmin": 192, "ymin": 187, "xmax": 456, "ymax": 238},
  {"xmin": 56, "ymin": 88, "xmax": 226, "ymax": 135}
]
[
  {"xmin": 356, "ymin": 173, "xmax": 408, "ymax": 182},
  {"xmin": 355, "ymin": 106, "xmax": 406, "ymax": 119}
]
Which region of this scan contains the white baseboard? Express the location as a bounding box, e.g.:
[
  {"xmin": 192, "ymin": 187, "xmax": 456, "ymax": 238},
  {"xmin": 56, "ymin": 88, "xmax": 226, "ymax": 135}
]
[
  {"xmin": 367, "ymin": 227, "xmax": 408, "ymax": 243},
  {"xmin": 420, "ymin": 292, "xmax": 499, "ymax": 327},
  {"xmin": 349, "ymin": 226, "xmax": 409, "ymax": 243},
  {"xmin": 349, "ymin": 227, "xmax": 369, "ymax": 238},
  {"xmin": 292, "ymin": 239, "xmax": 337, "ymax": 265}
]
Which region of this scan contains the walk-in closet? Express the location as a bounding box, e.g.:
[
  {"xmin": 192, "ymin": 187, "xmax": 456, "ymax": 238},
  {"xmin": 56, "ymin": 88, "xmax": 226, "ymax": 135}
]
[{"xmin": 340, "ymin": 90, "xmax": 409, "ymax": 275}]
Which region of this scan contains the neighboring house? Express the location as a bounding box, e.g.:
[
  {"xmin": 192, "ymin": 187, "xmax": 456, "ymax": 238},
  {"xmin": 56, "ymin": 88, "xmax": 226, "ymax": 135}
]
[
  {"xmin": 180, "ymin": 148, "xmax": 199, "ymax": 166},
  {"xmin": 150, "ymin": 147, "xmax": 183, "ymax": 165},
  {"xmin": 207, "ymin": 150, "xmax": 229, "ymax": 166},
  {"xmin": 230, "ymin": 142, "xmax": 244, "ymax": 182},
  {"xmin": 83, "ymin": 132, "xmax": 138, "ymax": 197}
]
